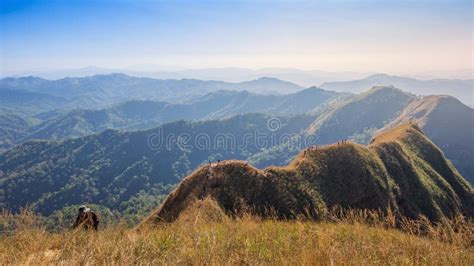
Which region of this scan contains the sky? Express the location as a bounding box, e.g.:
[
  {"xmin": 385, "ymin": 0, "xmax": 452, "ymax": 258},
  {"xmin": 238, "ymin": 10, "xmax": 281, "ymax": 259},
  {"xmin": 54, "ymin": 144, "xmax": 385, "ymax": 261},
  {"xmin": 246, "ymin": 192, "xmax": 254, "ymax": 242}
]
[{"xmin": 0, "ymin": 0, "xmax": 472, "ymax": 74}]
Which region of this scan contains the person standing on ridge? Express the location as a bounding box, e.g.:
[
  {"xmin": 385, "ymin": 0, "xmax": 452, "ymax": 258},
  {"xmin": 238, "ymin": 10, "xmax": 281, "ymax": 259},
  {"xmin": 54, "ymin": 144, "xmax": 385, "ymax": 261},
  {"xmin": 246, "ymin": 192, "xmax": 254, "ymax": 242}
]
[{"xmin": 72, "ymin": 205, "xmax": 99, "ymax": 231}]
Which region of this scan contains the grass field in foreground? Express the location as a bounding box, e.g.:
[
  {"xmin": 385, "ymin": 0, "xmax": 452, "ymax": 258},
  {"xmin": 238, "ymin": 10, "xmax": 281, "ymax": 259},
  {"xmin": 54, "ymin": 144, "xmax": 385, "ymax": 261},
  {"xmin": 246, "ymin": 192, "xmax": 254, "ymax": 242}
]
[{"xmin": 1, "ymin": 212, "xmax": 473, "ymax": 265}]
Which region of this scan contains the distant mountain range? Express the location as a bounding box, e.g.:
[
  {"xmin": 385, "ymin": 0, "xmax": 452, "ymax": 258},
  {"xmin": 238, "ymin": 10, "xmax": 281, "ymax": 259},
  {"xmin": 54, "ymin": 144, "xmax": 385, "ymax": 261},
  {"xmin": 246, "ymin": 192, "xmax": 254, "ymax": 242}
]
[
  {"xmin": 0, "ymin": 87, "xmax": 340, "ymax": 150},
  {"xmin": 5, "ymin": 66, "xmax": 472, "ymax": 87},
  {"xmin": 1, "ymin": 66, "xmax": 371, "ymax": 87},
  {"xmin": 0, "ymin": 74, "xmax": 304, "ymax": 113},
  {"xmin": 2, "ymin": 72, "xmax": 471, "ymax": 116},
  {"xmin": 320, "ymin": 73, "xmax": 474, "ymax": 107}
]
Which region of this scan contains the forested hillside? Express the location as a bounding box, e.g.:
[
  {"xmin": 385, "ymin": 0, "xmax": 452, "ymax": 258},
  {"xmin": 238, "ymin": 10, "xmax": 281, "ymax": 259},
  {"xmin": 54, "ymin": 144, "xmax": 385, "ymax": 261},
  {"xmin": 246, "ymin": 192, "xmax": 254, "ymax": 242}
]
[
  {"xmin": 0, "ymin": 113, "xmax": 315, "ymax": 223},
  {"xmin": 0, "ymin": 87, "xmax": 338, "ymax": 151}
]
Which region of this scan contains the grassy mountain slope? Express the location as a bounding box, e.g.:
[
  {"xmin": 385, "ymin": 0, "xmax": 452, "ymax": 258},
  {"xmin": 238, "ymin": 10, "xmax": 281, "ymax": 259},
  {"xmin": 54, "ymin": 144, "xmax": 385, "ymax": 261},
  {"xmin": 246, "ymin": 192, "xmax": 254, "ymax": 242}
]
[
  {"xmin": 371, "ymin": 123, "xmax": 473, "ymax": 219},
  {"xmin": 143, "ymin": 123, "xmax": 473, "ymax": 224},
  {"xmin": 251, "ymin": 88, "xmax": 474, "ymax": 186},
  {"xmin": 380, "ymin": 95, "xmax": 474, "ymax": 184},
  {"xmin": 3, "ymin": 213, "xmax": 472, "ymax": 264}
]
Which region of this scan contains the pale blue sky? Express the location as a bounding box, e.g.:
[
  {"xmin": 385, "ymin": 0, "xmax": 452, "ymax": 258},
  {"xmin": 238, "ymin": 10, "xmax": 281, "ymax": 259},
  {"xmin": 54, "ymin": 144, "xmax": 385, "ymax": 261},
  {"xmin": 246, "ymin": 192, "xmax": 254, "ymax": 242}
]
[{"xmin": 1, "ymin": 0, "xmax": 472, "ymax": 73}]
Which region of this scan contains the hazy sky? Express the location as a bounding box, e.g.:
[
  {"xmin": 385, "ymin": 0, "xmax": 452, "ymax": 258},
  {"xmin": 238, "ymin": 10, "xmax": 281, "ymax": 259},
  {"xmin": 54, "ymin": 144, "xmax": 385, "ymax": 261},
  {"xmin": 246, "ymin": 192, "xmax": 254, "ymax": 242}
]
[{"xmin": 1, "ymin": 0, "xmax": 472, "ymax": 74}]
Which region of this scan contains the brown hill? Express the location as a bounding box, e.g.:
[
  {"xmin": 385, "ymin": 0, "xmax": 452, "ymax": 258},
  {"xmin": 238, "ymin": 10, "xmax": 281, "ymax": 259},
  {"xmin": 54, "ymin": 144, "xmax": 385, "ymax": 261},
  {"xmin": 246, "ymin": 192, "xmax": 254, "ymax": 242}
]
[{"xmin": 141, "ymin": 123, "xmax": 473, "ymax": 225}]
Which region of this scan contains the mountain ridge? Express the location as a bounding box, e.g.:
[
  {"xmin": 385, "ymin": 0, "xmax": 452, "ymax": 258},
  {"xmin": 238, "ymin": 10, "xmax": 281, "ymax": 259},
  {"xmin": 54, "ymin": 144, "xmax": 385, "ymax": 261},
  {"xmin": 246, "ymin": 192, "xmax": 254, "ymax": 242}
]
[
  {"xmin": 379, "ymin": 94, "xmax": 474, "ymax": 183},
  {"xmin": 142, "ymin": 123, "xmax": 473, "ymax": 225},
  {"xmin": 0, "ymin": 73, "xmax": 304, "ymax": 103}
]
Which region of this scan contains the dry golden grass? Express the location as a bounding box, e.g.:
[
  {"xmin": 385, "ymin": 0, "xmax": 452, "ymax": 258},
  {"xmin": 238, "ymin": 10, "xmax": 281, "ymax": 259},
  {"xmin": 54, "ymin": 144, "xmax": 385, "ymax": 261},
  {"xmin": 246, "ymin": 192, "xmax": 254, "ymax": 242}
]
[
  {"xmin": 1, "ymin": 207, "xmax": 473, "ymax": 265},
  {"xmin": 371, "ymin": 122, "xmax": 415, "ymax": 145}
]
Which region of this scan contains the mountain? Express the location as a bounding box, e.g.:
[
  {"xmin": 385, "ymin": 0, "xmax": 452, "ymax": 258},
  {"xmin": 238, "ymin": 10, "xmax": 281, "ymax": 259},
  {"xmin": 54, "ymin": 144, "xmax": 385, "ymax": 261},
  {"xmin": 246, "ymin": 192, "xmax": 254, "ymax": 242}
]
[
  {"xmin": 307, "ymin": 86, "xmax": 415, "ymax": 144},
  {"xmin": 0, "ymin": 113, "xmax": 33, "ymax": 151},
  {"xmin": 320, "ymin": 74, "xmax": 474, "ymax": 107},
  {"xmin": 0, "ymin": 74, "xmax": 304, "ymax": 113},
  {"xmin": 3, "ymin": 67, "xmax": 371, "ymax": 87},
  {"xmin": 142, "ymin": 123, "xmax": 473, "ymax": 225},
  {"xmin": 2, "ymin": 83, "xmax": 473, "ymax": 222},
  {"xmin": 225, "ymin": 77, "xmax": 304, "ymax": 94},
  {"xmin": 380, "ymin": 95, "xmax": 474, "ymax": 184},
  {"xmin": 0, "ymin": 89, "xmax": 67, "ymax": 114},
  {"xmin": 250, "ymin": 86, "xmax": 474, "ymax": 184},
  {"xmin": 0, "ymin": 87, "xmax": 337, "ymax": 150},
  {"xmin": 0, "ymin": 113, "xmax": 315, "ymax": 220}
]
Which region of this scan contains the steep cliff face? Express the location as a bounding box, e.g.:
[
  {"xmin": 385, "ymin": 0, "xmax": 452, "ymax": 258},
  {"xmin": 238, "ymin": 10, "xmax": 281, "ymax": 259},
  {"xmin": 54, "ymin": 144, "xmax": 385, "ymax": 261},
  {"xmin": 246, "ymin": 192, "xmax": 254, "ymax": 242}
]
[{"xmin": 142, "ymin": 123, "xmax": 473, "ymax": 225}]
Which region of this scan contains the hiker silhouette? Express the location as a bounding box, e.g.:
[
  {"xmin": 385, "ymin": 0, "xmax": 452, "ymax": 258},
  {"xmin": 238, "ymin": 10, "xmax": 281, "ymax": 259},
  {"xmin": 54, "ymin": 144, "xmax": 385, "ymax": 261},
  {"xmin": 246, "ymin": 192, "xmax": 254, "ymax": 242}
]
[{"xmin": 72, "ymin": 205, "xmax": 99, "ymax": 231}]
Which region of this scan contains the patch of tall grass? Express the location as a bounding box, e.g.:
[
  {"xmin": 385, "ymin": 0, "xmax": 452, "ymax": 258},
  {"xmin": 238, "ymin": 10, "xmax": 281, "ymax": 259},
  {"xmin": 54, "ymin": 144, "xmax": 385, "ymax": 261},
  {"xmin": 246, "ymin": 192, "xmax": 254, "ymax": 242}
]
[{"xmin": 0, "ymin": 206, "xmax": 472, "ymax": 264}]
